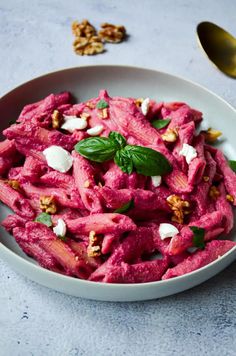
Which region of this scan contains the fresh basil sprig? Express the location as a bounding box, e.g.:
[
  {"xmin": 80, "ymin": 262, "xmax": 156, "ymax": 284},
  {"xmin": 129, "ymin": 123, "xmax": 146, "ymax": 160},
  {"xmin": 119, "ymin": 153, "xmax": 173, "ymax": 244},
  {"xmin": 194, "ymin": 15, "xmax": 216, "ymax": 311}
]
[
  {"xmin": 74, "ymin": 131, "xmax": 172, "ymax": 176},
  {"xmin": 114, "ymin": 199, "xmax": 134, "ymax": 213},
  {"xmin": 190, "ymin": 226, "xmax": 205, "ymax": 249},
  {"xmin": 35, "ymin": 212, "xmax": 52, "ymax": 227},
  {"xmin": 152, "ymin": 118, "xmax": 171, "ymax": 130},
  {"xmin": 229, "ymin": 160, "xmax": 236, "ymax": 173},
  {"xmin": 96, "ymin": 99, "xmax": 109, "ymax": 109}
]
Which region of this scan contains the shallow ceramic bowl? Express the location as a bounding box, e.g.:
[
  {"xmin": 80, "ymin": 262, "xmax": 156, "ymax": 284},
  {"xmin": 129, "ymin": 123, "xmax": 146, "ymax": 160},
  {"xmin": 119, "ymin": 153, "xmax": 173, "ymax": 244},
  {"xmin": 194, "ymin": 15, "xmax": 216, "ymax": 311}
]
[{"xmin": 0, "ymin": 65, "xmax": 236, "ymax": 301}]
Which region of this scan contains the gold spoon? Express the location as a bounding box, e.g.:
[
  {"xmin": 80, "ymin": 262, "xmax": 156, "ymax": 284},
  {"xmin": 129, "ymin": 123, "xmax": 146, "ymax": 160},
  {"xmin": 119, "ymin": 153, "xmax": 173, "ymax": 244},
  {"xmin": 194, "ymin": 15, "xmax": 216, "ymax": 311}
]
[{"xmin": 197, "ymin": 21, "xmax": 236, "ymax": 78}]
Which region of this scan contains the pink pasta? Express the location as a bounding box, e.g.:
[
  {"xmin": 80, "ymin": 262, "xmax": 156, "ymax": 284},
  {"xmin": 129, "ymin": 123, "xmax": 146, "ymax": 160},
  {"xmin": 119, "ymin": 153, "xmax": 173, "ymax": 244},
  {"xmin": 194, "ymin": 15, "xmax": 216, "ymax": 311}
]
[{"xmin": 0, "ymin": 89, "xmax": 235, "ymax": 283}]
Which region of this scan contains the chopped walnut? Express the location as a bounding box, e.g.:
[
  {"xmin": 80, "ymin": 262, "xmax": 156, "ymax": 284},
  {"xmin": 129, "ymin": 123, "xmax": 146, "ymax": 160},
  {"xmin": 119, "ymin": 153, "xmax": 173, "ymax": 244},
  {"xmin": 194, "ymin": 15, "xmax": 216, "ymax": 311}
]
[
  {"xmin": 51, "ymin": 110, "xmax": 62, "ymax": 129},
  {"xmin": 226, "ymin": 194, "xmax": 234, "ymax": 203},
  {"xmin": 40, "ymin": 196, "xmax": 57, "ymax": 214},
  {"xmin": 209, "ymin": 186, "xmax": 220, "ymax": 200},
  {"xmin": 99, "ymin": 108, "xmax": 109, "ymax": 119},
  {"xmin": 73, "ymin": 36, "xmax": 104, "ymax": 56},
  {"xmin": 99, "ymin": 23, "xmax": 126, "ymax": 43},
  {"xmin": 72, "ymin": 19, "xmax": 96, "ymax": 38},
  {"xmin": 84, "ymin": 180, "xmax": 90, "ymax": 188},
  {"xmin": 86, "ymin": 101, "xmax": 95, "ymax": 109},
  {"xmin": 6, "ymin": 179, "xmax": 20, "ymax": 190},
  {"xmin": 80, "ymin": 112, "xmax": 90, "ymax": 120},
  {"xmin": 202, "ymin": 128, "xmax": 222, "ymax": 143},
  {"xmin": 87, "ymin": 231, "xmax": 102, "ymax": 257},
  {"xmin": 167, "ymin": 194, "xmax": 190, "ymax": 224},
  {"xmin": 161, "ymin": 128, "xmax": 178, "ymax": 143},
  {"xmin": 135, "ymin": 98, "xmax": 144, "ymax": 108},
  {"xmin": 203, "ymin": 176, "xmax": 210, "ymax": 182}
]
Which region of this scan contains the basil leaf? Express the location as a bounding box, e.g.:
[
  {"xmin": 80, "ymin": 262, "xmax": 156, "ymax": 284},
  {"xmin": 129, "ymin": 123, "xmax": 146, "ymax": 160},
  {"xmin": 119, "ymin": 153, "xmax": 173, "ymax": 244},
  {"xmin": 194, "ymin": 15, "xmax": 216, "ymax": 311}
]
[
  {"xmin": 96, "ymin": 99, "xmax": 109, "ymax": 109},
  {"xmin": 190, "ymin": 226, "xmax": 205, "ymax": 249},
  {"xmin": 229, "ymin": 160, "xmax": 236, "ymax": 173},
  {"xmin": 74, "ymin": 137, "xmax": 117, "ymax": 163},
  {"xmin": 114, "ymin": 199, "xmax": 134, "ymax": 213},
  {"xmin": 123, "ymin": 145, "xmax": 172, "ymax": 176},
  {"xmin": 58, "ymin": 235, "xmax": 67, "ymax": 242},
  {"xmin": 152, "ymin": 118, "xmax": 171, "ymax": 130},
  {"xmin": 35, "ymin": 212, "xmax": 52, "ymax": 227},
  {"xmin": 109, "ymin": 131, "xmax": 126, "ymax": 149},
  {"xmin": 114, "ymin": 149, "xmax": 133, "ymax": 174}
]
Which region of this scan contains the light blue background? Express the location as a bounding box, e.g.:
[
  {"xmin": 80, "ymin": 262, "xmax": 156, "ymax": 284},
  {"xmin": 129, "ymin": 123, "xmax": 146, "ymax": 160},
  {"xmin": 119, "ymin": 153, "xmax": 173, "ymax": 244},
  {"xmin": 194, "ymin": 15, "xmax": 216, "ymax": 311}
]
[{"xmin": 0, "ymin": 1, "xmax": 236, "ymax": 355}]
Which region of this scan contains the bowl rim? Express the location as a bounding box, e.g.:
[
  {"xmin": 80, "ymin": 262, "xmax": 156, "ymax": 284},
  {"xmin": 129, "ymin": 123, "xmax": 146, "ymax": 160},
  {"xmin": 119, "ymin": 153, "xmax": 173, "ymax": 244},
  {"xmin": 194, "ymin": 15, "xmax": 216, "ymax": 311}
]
[{"xmin": 0, "ymin": 64, "xmax": 236, "ymax": 288}]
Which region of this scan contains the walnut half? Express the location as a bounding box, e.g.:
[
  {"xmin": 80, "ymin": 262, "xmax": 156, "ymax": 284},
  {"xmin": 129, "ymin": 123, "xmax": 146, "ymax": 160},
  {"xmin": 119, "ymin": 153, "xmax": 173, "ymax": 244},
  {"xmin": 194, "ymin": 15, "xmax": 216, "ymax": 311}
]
[
  {"xmin": 73, "ymin": 36, "xmax": 104, "ymax": 56},
  {"xmin": 72, "ymin": 19, "xmax": 96, "ymax": 38},
  {"xmin": 99, "ymin": 23, "xmax": 126, "ymax": 43}
]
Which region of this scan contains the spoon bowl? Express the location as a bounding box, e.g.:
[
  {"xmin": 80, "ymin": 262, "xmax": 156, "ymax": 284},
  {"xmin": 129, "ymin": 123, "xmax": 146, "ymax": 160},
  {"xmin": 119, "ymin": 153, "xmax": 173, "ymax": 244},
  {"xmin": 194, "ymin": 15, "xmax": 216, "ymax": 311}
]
[{"xmin": 197, "ymin": 21, "xmax": 236, "ymax": 78}]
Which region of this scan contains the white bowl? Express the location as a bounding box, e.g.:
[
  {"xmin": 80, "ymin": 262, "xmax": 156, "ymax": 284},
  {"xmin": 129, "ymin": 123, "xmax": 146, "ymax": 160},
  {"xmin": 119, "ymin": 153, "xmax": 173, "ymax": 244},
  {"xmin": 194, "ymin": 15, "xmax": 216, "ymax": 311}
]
[{"xmin": 0, "ymin": 65, "xmax": 236, "ymax": 301}]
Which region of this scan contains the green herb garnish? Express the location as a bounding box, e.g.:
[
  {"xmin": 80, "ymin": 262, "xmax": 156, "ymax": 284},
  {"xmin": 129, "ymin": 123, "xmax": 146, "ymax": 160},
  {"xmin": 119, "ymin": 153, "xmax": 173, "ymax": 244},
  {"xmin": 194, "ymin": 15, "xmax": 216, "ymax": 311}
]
[
  {"xmin": 75, "ymin": 131, "xmax": 172, "ymax": 177},
  {"xmin": 96, "ymin": 99, "xmax": 109, "ymax": 109},
  {"xmin": 114, "ymin": 199, "xmax": 134, "ymax": 213},
  {"xmin": 57, "ymin": 235, "xmax": 67, "ymax": 242},
  {"xmin": 152, "ymin": 118, "xmax": 171, "ymax": 130},
  {"xmin": 35, "ymin": 212, "xmax": 52, "ymax": 227},
  {"xmin": 229, "ymin": 160, "xmax": 236, "ymax": 173},
  {"xmin": 190, "ymin": 226, "xmax": 205, "ymax": 249}
]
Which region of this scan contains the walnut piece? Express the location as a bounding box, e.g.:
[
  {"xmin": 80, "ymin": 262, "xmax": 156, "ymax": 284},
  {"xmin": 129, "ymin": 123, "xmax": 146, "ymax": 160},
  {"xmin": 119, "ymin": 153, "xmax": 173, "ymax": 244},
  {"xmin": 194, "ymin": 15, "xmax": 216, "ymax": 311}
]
[
  {"xmin": 202, "ymin": 128, "xmax": 222, "ymax": 143},
  {"xmin": 135, "ymin": 98, "xmax": 144, "ymax": 108},
  {"xmin": 83, "ymin": 180, "xmax": 90, "ymax": 188},
  {"xmin": 226, "ymin": 194, "xmax": 234, "ymax": 203},
  {"xmin": 87, "ymin": 231, "xmax": 102, "ymax": 257},
  {"xmin": 99, "ymin": 108, "xmax": 109, "ymax": 119},
  {"xmin": 51, "ymin": 110, "xmax": 62, "ymax": 129},
  {"xmin": 203, "ymin": 176, "xmax": 210, "ymax": 182},
  {"xmin": 161, "ymin": 128, "xmax": 178, "ymax": 143},
  {"xmin": 6, "ymin": 179, "xmax": 20, "ymax": 190},
  {"xmin": 209, "ymin": 186, "xmax": 220, "ymax": 200},
  {"xmin": 72, "ymin": 19, "xmax": 96, "ymax": 38},
  {"xmin": 99, "ymin": 22, "xmax": 126, "ymax": 43},
  {"xmin": 167, "ymin": 194, "xmax": 190, "ymax": 224},
  {"xmin": 80, "ymin": 112, "xmax": 90, "ymax": 120},
  {"xmin": 40, "ymin": 196, "xmax": 57, "ymax": 214},
  {"xmin": 73, "ymin": 35, "xmax": 104, "ymax": 56}
]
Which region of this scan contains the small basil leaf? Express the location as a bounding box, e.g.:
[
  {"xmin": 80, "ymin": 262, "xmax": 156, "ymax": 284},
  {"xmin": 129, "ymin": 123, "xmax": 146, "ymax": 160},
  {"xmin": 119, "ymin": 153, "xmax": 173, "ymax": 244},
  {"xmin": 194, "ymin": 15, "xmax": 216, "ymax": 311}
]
[
  {"xmin": 114, "ymin": 199, "xmax": 134, "ymax": 213},
  {"xmin": 229, "ymin": 160, "xmax": 236, "ymax": 173},
  {"xmin": 35, "ymin": 212, "xmax": 52, "ymax": 227},
  {"xmin": 124, "ymin": 145, "xmax": 172, "ymax": 176},
  {"xmin": 109, "ymin": 131, "xmax": 126, "ymax": 149},
  {"xmin": 152, "ymin": 118, "xmax": 171, "ymax": 130},
  {"xmin": 190, "ymin": 226, "xmax": 205, "ymax": 249},
  {"xmin": 114, "ymin": 149, "xmax": 133, "ymax": 174},
  {"xmin": 58, "ymin": 235, "xmax": 67, "ymax": 242},
  {"xmin": 96, "ymin": 99, "xmax": 109, "ymax": 109},
  {"xmin": 75, "ymin": 137, "xmax": 117, "ymax": 163}
]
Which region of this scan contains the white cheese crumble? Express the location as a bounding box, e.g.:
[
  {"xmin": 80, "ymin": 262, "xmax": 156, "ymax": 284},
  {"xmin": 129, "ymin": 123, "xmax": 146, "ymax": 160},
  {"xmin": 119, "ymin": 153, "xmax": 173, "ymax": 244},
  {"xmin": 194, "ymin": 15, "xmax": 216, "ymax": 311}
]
[
  {"xmin": 61, "ymin": 116, "xmax": 87, "ymax": 133},
  {"xmin": 53, "ymin": 218, "xmax": 67, "ymax": 237},
  {"xmin": 141, "ymin": 98, "xmax": 150, "ymax": 115},
  {"xmin": 43, "ymin": 146, "xmax": 73, "ymax": 173},
  {"xmin": 87, "ymin": 125, "xmax": 104, "ymax": 136},
  {"xmin": 179, "ymin": 143, "xmax": 197, "ymax": 164},
  {"xmin": 151, "ymin": 175, "xmax": 162, "ymax": 187},
  {"xmin": 159, "ymin": 223, "xmax": 179, "ymax": 240}
]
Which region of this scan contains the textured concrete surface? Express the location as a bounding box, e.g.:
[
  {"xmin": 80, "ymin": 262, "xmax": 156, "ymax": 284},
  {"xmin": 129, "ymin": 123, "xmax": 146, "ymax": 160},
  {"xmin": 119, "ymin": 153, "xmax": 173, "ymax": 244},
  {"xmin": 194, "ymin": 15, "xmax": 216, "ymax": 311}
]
[{"xmin": 0, "ymin": 1, "xmax": 236, "ymax": 355}]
